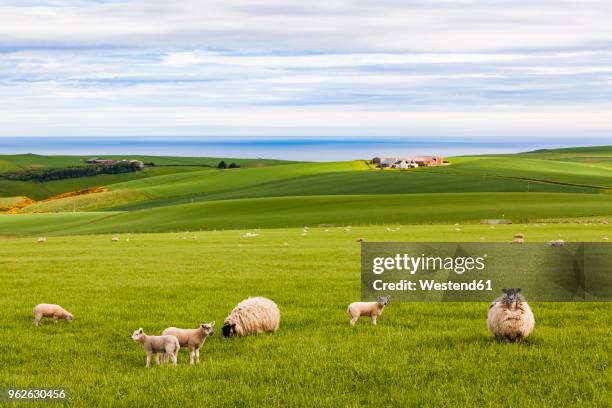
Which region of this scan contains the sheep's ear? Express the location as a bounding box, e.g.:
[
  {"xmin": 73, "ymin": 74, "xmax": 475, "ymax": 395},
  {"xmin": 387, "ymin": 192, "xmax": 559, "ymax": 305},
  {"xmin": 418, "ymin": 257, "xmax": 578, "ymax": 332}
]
[
  {"xmin": 502, "ymin": 288, "xmax": 508, "ymax": 294},
  {"xmin": 138, "ymin": 328, "xmax": 143, "ymax": 333},
  {"xmin": 516, "ymin": 288, "xmax": 521, "ymax": 293}
]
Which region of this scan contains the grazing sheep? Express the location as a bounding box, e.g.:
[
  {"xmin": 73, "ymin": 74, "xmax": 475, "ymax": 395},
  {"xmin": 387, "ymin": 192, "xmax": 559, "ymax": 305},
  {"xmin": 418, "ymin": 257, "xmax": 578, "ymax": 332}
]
[
  {"xmin": 33, "ymin": 304, "xmax": 73, "ymax": 326},
  {"xmin": 37, "ymin": 237, "xmax": 47, "ymax": 243},
  {"xmin": 347, "ymin": 296, "xmax": 390, "ymax": 326},
  {"xmin": 243, "ymin": 232, "xmax": 259, "ymax": 238},
  {"xmin": 511, "ymin": 238, "xmax": 524, "ymax": 244},
  {"xmin": 487, "ymin": 288, "xmax": 535, "ymax": 341},
  {"xmin": 111, "ymin": 236, "xmax": 119, "ymax": 242},
  {"xmin": 162, "ymin": 322, "xmax": 215, "ymax": 365},
  {"xmin": 222, "ymin": 297, "xmax": 280, "ymax": 337},
  {"xmin": 131, "ymin": 328, "xmax": 180, "ymax": 367},
  {"xmin": 548, "ymin": 239, "xmax": 565, "ymax": 247}
]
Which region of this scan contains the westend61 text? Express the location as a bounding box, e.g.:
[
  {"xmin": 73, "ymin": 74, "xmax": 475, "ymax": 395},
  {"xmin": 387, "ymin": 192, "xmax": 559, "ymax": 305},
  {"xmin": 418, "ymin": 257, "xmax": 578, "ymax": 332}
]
[{"xmin": 373, "ymin": 279, "xmax": 493, "ymax": 292}]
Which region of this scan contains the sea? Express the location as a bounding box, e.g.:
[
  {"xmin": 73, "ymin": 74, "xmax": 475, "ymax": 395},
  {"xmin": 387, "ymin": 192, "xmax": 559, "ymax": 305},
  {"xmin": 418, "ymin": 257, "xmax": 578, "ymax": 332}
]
[{"xmin": 0, "ymin": 137, "xmax": 600, "ymax": 162}]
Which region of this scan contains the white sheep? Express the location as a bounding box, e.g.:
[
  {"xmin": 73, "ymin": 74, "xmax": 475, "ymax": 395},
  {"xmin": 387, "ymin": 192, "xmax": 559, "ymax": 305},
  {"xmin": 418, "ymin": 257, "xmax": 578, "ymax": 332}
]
[
  {"xmin": 37, "ymin": 237, "xmax": 47, "ymax": 243},
  {"xmin": 33, "ymin": 304, "xmax": 73, "ymax": 326},
  {"xmin": 487, "ymin": 288, "xmax": 535, "ymax": 341},
  {"xmin": 131, "ymin": 328, "xmax": 180, "ymax": 367},
  {"xmin": 162, "ymin": 322, "xmax": 215, "ymax": 365},
  {"xmin": 347, "ymin": 296, "xmax": 390, "ymax": 326},
  {"xmin": 511, "ymin": 238, "xmax": 524, "ymax": 244},
  {"xmin": 222, "ymin": 297, "xmax": 280, "ymax": 337},
  {"xmin": 548, "ymin": 239, "xmax": 565, "ymax": 247},
  {"xmin": 111, "ymin": 236, "xmax": 119, "ymax": 242}
]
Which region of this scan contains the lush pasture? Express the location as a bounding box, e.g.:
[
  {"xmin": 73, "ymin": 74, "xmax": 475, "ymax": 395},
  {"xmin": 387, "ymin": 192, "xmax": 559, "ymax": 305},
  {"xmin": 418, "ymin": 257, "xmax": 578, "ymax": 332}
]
[
  {"xmin": 0, "ymin": 224, "xmax": 610, "ymax": 406},
  {"xmin": 1, "ymin": 192, "xmax": 611, "ymax": 236}
]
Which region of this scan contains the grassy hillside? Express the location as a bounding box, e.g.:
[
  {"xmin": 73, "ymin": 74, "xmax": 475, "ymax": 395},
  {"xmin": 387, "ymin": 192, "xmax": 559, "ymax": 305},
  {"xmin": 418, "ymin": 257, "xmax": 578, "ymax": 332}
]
[
  {"xmin": 1, "ymin": 224, "xmax": 610, "ymax": 406},
  {"xmin": 2, "ymin": 192, "xmax": 610, "ymax": 236}
]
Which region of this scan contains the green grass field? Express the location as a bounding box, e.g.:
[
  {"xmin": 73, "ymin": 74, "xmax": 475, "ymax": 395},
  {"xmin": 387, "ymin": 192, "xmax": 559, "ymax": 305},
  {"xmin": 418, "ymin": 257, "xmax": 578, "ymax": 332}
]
[
  {"xmin": 0, "ymin": 224, "xmax": 610, "ymax": 406},
  {"xmin": 1, "ymin": 146, "xmax": 611, "ymax": 406}
]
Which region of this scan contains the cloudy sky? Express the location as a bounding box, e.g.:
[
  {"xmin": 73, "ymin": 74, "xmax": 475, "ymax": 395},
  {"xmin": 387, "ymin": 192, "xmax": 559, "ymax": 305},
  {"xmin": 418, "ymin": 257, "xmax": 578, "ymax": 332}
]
[{"xmin": 1, "ymin": 0, "xmax": 612, "ymax": 139}]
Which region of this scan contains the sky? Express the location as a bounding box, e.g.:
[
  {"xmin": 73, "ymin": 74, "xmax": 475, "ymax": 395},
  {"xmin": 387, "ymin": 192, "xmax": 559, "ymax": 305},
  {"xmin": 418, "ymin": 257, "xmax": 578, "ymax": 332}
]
[{"xmin": 1, "ymin": 0, "xmax": 612, "ymax": 140}]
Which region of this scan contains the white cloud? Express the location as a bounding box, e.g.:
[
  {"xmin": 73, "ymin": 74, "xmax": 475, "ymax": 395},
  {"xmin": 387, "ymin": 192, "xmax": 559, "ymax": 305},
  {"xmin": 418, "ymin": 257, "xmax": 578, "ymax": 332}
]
[{"xmin": 0, "ymin": 1, "xmax": 612, "ymax": 137}]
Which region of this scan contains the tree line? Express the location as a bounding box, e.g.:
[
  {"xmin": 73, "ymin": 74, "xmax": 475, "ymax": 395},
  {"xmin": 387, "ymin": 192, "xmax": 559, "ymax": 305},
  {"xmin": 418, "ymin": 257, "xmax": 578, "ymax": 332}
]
[{"xmin": 1, "ymin": 162, "xmax": 143, "ymax": 182}]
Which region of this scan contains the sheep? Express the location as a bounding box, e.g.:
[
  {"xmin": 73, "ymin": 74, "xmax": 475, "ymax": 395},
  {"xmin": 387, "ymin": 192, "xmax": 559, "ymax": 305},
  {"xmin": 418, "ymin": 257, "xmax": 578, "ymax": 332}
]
[
  {"xmin": 511, "ymin": 238, "xmax": 524, "ymax": 244},
  {"xmin": 222, "ymin": 297, "xmax": 280, "ymax": 337},
  {"xmin": 162, "ymin": 322, "xmax": 215, "ymax": 365},
  {"xmin": 111, "ymin": 236, "xmax": 119, "ymax": 242},
  {"xmin": 37, "ymin": 237, "xmax": 47, "ymax": 243},
  {"xmin": 548, "ymin": 239, "xmax": 565, "ymax": 247},
  {"xmin": 33, "ymin": 304, "xmax": 73, "ymax": 326},
  {"xmin": 131, "ymin": 328, "xmax": 180, "ymax": 367},
  {"xmin": 487, "ymin": 288, "xmax": 535, "ymax": 342},
  {"xmin": 243, "ymin": 232, "xmax": 259, "ymax": 238},
  {"xmin": 347, "ymin": 296, "xmax": 390, "ymax": 326},
  {"xmin": 356, "ymin": 238, "xmax": 365, "ymax": 242}
]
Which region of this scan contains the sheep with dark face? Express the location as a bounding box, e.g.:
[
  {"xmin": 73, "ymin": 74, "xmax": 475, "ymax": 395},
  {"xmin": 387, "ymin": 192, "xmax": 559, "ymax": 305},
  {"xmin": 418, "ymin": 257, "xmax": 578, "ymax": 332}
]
[
  {"xmin": 487, "ymin": 288, "xmax": 535, "ymax": 341},
  {"xmin": 222, "ymin": 297, "xmax": 280, "ymax": 337}
]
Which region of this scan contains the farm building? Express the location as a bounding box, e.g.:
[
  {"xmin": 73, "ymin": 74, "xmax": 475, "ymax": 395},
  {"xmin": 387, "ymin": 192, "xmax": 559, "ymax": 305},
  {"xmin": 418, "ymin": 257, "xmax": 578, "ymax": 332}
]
[{"xmin": 372, "ymin": 156, "xmax": 444, "ymax": 168}]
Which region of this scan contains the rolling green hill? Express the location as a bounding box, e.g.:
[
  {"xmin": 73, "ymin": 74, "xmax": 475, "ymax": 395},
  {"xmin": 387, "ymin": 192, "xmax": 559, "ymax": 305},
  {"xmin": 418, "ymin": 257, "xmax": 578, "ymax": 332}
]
[
  {"xmin": 0, "ymin": 147, "xmax": 610, "ymax": 234},
  {"xmin": 2, "ymin": 192, "xmax": 610, "ymax": 236}
]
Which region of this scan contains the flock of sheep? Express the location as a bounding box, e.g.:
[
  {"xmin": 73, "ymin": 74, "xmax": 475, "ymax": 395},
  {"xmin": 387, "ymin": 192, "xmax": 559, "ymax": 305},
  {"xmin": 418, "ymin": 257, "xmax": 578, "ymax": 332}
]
[{"xmin": 33, "ymin": 289, "xmax": 534, "ymax": 368}]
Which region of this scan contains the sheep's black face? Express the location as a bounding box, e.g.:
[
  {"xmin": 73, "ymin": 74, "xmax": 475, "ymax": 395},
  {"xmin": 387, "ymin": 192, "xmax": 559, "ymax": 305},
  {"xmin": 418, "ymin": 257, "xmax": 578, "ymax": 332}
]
[
  {"xmin": 502, "ymin": 288, "xmax": 521, "ymax": 305},
  {"xmin": 222, "ymin": 323, "xmax": 236, "ymax": 337}
]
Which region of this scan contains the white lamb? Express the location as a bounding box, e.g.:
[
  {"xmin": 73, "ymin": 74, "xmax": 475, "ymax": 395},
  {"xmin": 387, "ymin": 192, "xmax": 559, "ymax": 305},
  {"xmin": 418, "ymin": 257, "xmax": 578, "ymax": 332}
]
[
  {"xmin": 111, "ymin": 236, "xmax": 119, "ymax": 242},
  {"xmin": 347, "ymin": 296, "xmax": 390, "ymax": 326},
  {"xmin": 162, "ymin": 322, "xmax": 215, "ymax": 365},
  {"xmin": 131, "ymin": 328, "xmax": 180, "ymax": 367},
  {"xmin": 37, "ymin": 237, "xmax": 47, "ymax": 243},
  {"xmin": 33, "ymin": 303, "xmax": 73, "ymax": 326}
]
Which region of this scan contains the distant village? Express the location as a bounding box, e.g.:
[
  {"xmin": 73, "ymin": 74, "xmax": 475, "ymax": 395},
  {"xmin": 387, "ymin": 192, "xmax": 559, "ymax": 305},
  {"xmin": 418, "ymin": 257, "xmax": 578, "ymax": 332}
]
[{"xmin": 371, "ymin": 156, "xmax": 446, "ymax": 169}]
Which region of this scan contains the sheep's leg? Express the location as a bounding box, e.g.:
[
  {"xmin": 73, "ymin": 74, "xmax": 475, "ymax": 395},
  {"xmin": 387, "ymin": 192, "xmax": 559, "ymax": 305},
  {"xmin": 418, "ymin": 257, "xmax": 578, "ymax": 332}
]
[
  {"xmin": 371, "ymin": 315, "xmax": 377, "ymax": 325},
  {"xmin": 350, "ymin": 316, "xmax": 358, "ymax": 326},
  {"xmin": 189, "ymin": 346, "xmax": 195, "ymax": 365},
  {"xmin": 145, "ymin": 353, "xmax": 151, "ymax": 368},
  {"xmin": 53, "ymin": 315, "xmax": 58, "ymax": 323},
  {"xmin": 34, "ymin": 314, "xmax": 42, "ymax": 326},
  {"xmin": 195, "ymin": 348, "xmax": 200, "ymax": 364},
  {"xmin": 170, "ymin": 352, "xmax": 177, "ymax": 366},
  {"xmin": 155, "ymin": 353, "xmax": 161, "ymax": 366}
]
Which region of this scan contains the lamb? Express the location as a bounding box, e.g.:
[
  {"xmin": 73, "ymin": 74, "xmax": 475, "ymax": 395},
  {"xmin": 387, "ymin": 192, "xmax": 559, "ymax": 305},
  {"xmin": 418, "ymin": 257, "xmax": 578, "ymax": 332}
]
[
  {"xmin": 347, "ymin": 296, "xmax": 390, "ymax": 326},
  {"xmin": 131, "ymin": 328, "xmax": 180, "ymax": 367},
  {"xmin": 33, "ymin": 303, "xmax": 73, "ymax": 326},
  {"xmin": 487, "ymin": 288, "xmax": 535, "ymax": 342},
  {"xmin": 37, "ymin": 237, "xmax": 47, "ymax": 243},
  {"xmin": 111, "ymin": 236, "xmax": 119, "ymax": 242},
  {"xmin": 162, "ymin": 322, "xmax": 215, "ymax": 365},
  {"xmin": 222, "ymin": 297, "xmax": 280, "ymax": 337}
]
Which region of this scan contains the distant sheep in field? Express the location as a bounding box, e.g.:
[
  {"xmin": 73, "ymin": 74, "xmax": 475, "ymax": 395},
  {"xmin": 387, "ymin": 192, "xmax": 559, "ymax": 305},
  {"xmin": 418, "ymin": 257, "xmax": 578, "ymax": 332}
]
[
  {"xmin": 347, "ymin": 296, "xmax": 390, "ymax": 326},
  {"xmin": 487, "ymin": 288, "xmax": 535, "ymax": 342},
  {"xmin": 222, "ymin": 297, "xmax": 280, "ymax": 337},
  {"xmin": 356, "ymin": 238, "xmax": 365, "ymax": 242},
  {"xmin": 37, "ymin": 237, "xmax": 47, "ymax": 243},
  {"xmin": 33, "ymin": 304, "xmax": 73, "ymax": 326},
  {"xmin": 162, "ymin": 322, "xmax": 215, "ymax": 365},
  {"xmin": 548, "ymin": 239, "xmax": 565, "ymax": 247},
  {"xmin": 111, "ymin": 236, "xmax": 119, "ymax": 242},
  {"xmin": 514, "ymin": 233, "xmax": 524, "ymax": 239},
  {"xmin": 243, "ymin": 232, "xmax": 259, "ymax": 238},
  {"xmin": 131, "ymin": 328, "xmax": 180, "ymax": 367},
  {"xmin": 511, "ymin": 238, "xmax": 524, "ymax": 244}
]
